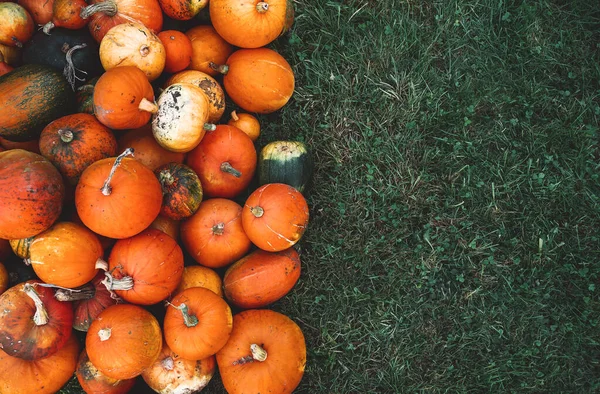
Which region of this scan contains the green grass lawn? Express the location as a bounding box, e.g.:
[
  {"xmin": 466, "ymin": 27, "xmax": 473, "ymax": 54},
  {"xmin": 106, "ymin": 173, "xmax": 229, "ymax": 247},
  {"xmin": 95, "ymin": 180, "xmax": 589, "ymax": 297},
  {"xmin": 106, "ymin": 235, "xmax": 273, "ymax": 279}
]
[{"xmin": 60, "ymin": 0, "xmax": 600, "ymax": 392}]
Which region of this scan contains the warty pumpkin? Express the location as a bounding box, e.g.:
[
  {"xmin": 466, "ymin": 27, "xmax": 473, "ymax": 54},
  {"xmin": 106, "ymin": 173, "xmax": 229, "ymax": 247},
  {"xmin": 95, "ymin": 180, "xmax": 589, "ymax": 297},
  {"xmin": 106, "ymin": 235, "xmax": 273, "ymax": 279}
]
[
  {"xmin": 0, "ymin": 3, "xmax": 34, "ymax": 48},
  {"xmin": 76, "ymin": 348, "xmax": 137, "ymax": 394},
  {"xmin": 165, "ymin": 69, "xmax": 225, "ymax": 123},
  {"xmin": 186, "ymin": 25, "xmax": 233, "ymax": 76}
]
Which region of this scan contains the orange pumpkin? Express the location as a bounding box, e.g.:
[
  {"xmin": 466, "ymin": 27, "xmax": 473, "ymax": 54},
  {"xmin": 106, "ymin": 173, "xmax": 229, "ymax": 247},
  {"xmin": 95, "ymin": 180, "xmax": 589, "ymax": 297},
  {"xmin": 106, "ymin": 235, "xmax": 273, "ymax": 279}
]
[
  {"xmin": 99, "ymin": 22, "xmax": 166, "ymax": 81},
  {"xmin": 242, "ymin": 183, "xmax": 309, "ymax": 252},
  {"xmin": 75, "ymin": 148, "xmax": 163, "ymax": 239},
  {"xmin": 0, "ymin": 334, "xmax": 79, "ymax": 394},
  {"xmin": 0, "ymin": 262, "xmax": 8, "ymax": 295},
  {"xmin": 86, "ymin": 303, "xmax": 163, "ymax": 380},
  {"xmin": 147, "ymin": 214, "xmax": 180, "ymax": 240},
  {"xmin": 228, "ymin": 111, "xmax": 260, "ymax": 141},
  {"xmin": 93, "ymin": 66, "xmax": 157, "ymax": 130},
  {"xmin": 224, "ymin": 248, "xmax": 301, "ymax": 308},
  {"xmin": 42, "ymin": 0, "xmax": 87, "ymax": 34},
  {"xmin": 158, "ymin": 0, "xmax": 207, "ymax": 20},
  {"xmin": 175, "ymin": 265, "xmax": 223, "ymax": 297},
  {"xmin": 0, "ymin": 3, "xmax": 34, "ymax": 48},
  {"xmin": 142, "ymin": 342, "xmax": 215, "ymax": 393},
  {"xmin": 186, "ymin": 125, "xmax": 257, "ymax": 198},
  {"xmin": 164, "ymin": 287, "xmax": 233, "ymax": 360},
  {"xmin": 76, "ymin": 348, "xmax": 136, "ymax": 394},
  {"xmin": 39, "ymin": 113, "xmax": 117, "ymax": 185},
  {"xmin": 180, "ymin": 198, "xmax": 251, "ymax": 268},
  {"xmin": 18, "ymin": 0, "xmax": 54, "ymax": 25},
  {"xmin": 186, "ymin": 25, "xmax": 233, "ymax": 76},
  {"xmin": 82, "ymin": 0, "xmax": 163, "ymax": 43},
  {"xmin": 210, "ymin": 0, "xmax": 294, "ymax": 48},
  {"xmin": 0, "ymin": 281, "xmax": 74, "ymax": 360},
  {"xmin": 0, "ymin": 150, "xmax": 64, "ymax": 240},
  {"xmin": 166, "ymin": 70, "xmax": 225, "ymax": 123},
  {"xmin": 106, "ymin": 228, "xmax": 184, "ymax": 305},
  {"xmin": 216, "ymin": 309, "xmax": 306, "ymax": 394},
  {"xmin": 157, "ymin": 30, "xmax": 193, "ymax": 73},
  {"xmin": 155, "ymin": 162, "xmax": 203, "ymax": 220},
  {"xmin": 0, "ymin": 137, "xmax": 41, "ymax": 153},
  {"xmin": 217, "ymin": 48, "xmax": 295, "ymax": 114},
  {"xmin": 117, "ymin": 124, "xmax": 185, "ymax": 171}
]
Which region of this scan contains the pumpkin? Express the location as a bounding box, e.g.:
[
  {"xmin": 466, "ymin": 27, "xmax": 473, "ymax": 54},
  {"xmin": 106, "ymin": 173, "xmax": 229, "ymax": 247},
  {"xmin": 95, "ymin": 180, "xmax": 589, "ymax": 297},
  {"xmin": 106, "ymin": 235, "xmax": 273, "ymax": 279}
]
[
  {"xmin": 0, "ymin": 262, "xmax": 8, "ymax": 295},
  {"xmin": 39, "ymin": 113, "xmax": 117, "ymax": 185},
  {"xmin": 0, "ymin": 150, "xmax": 64, "ymax": 240},
  {"xmin": 86, "ymin": 303, "xmax": 162, "ymax": 380},
  {"xmin": 0, "ymin": 64, "xmax": 75, "ymax": 141},
  {"xmin": 0, "ymin": 281, "xmax": 74, "ymax": 360},
  {"xmin": 0, "ymin": 334, "xmax": 79, "ymax": 394},
  {"xmin": 93, "ymin": 66, "xmax": 157, "ymax": 130},
  {"xmin": 258, "ymin": 140, "xmax": 313, "ymax": 193},
  {"xmin": 118, "ymin": 124, "xmax": 185, "ymax": 171},
  {"xmin": 0, "ymin": 137, "xmax": 41, "ymax": 154},
  {"xmin": 18, "ymin": 0, "xmax": 54, "ymax": 25},
  {"xmin": 99, "ymin": 22, "xmax": 166, "ymax": 81},
  {"xmin": 152, "ymin": 83, "xmax": 215, "ymax": 153},
  {"xmin": 157, "ymin": 30, "xmax": 192, "ymax": 73},
  {"xmin": 242, "ymin": 183, "xmax": 309, "ymax": 252},
  {"xmin": 147, "ymin": 214, "xmax": 180, "ymax": 240},
  {"xmin": 228, "ymin": 111, "xmax": 260, "ymax": 141},
  {"xmin": 186, "ymin": 125, "xmax": 257, "ymax": 198},
  {"xmin": 76, "ymin": 348, "xmax": 136, "ymax": 394},
  {"xmin": 224, "ymin": 248, "xmax": 301, "ymax": 308},
  {"xmin": 142, "ymin": 342, "xmax": 215, "ymax": 394},
  {"xmin": 0, "ymin": 43, "xmax": 20, "ymax": 66},
  {"xmin": 155, "ymin": 162, "xmax": 203, "ymax": 220},
  {"xmin": 76, "ymin": 76, "xmax": 98, "ymax": 114},
  {"xmin": 216, "ymin": 309, "xmax": 306, "ymax": 394},
  {"xmin": 75, "ymin": 148, "xmax": 163, "ymax": 239},
  {"xmin": 216, "ymin": 48, "xmax": 294, "ymax": 114},
  {"xmin": 159, "ymin": 0, "xmax": 207, "ymax": 20},
  {"xmin": 186, "ymin": 25, "xmax": 233, "ymax": 76},
  {"xmin": 82, "ymin": 0, "xmax": 163, "ymax": 43},
  {"xmin": 106, "ymin": 228, "xmax": 184, "ymax": 305},
  {"xmin": 27, "ymin": 222, "xmax": 105, "ymax": 288},
  {"xmin": 0, "ymin": 3, "xmax": 34, "ymax": 48},
  {"xmin": 9, "ymin": 237, "xmax": 32, "ymax": 260},
  {"xmin": 42, "ymin": 0, "xmax": 88, "ymax": 35},
  {"xmin": 165, "ymin": 69, "xmax": 225, "ymax": 123},
  {"xmin": 0, "ymin": 52, "xmax": 13, "ymax": 76},
  {"xmin": 180, "ymin": 198, "xmax": 251, "ymax": 268},
  {"xmin": 210, "ymin": 0, "xmax": 294, "ymax": 48},
  {"xmin": 174, "ymin": 265, "xmax": 223, "ymax": 297},
  {"xmin": 164, "ymin": 287, "xmax": 233, "ymax": 360}
]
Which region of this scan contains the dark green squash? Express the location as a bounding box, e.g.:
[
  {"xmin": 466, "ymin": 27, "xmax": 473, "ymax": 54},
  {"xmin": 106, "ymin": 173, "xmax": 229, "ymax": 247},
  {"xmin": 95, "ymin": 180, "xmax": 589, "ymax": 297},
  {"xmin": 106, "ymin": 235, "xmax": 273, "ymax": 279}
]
[
  {"xmin": 258, "ymin": 141, "xmax": 313, "ymax": 194},
  {"xmin": 0, "ymin": 64, "xmax": 75, "ymax": 141},
  {"xmin": 76, "ymin": 76, "xmax": 98, "ymax": 114}
]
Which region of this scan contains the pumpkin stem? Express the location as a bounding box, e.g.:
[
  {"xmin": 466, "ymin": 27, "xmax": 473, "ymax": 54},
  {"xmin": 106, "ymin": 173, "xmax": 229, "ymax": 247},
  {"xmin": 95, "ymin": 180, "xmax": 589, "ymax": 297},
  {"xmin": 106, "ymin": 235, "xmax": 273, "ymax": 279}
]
[
  {"xmin": 220, "ymin": 162, "xmax": 242, "ymax": 178},
  {"xmin": 161, "ymin": 356, "xmax": 175, "ymax": 371},
  {"xmin": 139, "ymin": 98, "xmax": 159, "ymax": 114},
  {"xmin": 256, "ymin": 2, "xmax": 269, "ymax": 12},
  {"xmin": 23, "ymin": 284, "xmax": 49, "ymax": 326},
  {"xmin": 250, "ymin": 206, "xmax": 265, "ymax": 218},
  {"xmin": 174, "ymin": 303, "xmax": 198, "ymax": 327},
  {"xmin": 230, "ymin": 110, "xmax": 239, "ymax": 121},
  {"xmin": 55, "ymin": 283, "xmax": 96, "ymax": 302},
  {"xmin": 101, "ymin": 148, "xmax": 134, "ymax": 196},
  {"xmin": 209, "ymin": 62, "xmax": 229, "ymax": 75},
  {"xmin": 204, "ymin": 123, "xmax": 217, "ymax": 131},
  {"xmin": 212, "ymin": 222, "xmax": 225, "ymax": 235},
  {"xmin": 58, "ymin": 129, "xmax": 74, "ymax": 143},
  {"xmin": 159, "ymin": 169, "xmax": 176, "ymax": 187},
  {"xmin": 102, "ymin": 271, "xmax": 134, "ymax": 291},
  {"xmin": 251, "ymin": 343, "xmax": 268, "ymax": 361},
  {"xmin": 42, "ymin": 21, "xmax": 55, "ymax": 35},
  {"xmin": 140, "ymin": 45, "xmax": 150, "ymax": 57},
  {"xmin": 80, "ymin": 0, "xmax": 118, "ymax": 19},
  {"xmin": 64, "ymin": 43, "xmax": 88, "ymax": 90},
  {"xmin": 95, "ymin": 258, "xmax": 109, "ymax": 271},
  {"xmin": 98, "ymin": 328, "xmax": 111, "ymax": 341}
]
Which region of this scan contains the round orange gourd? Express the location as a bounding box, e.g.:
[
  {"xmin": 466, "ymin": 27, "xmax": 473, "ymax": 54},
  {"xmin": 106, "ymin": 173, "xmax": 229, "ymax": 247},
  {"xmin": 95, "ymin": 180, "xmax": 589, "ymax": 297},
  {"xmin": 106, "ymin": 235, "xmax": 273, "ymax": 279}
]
[
  {"xmin": 86, "ymin": 303, "xmax": 162, "ymax": 380},
  {"xmin": 0, "ymin": 3, "xmax": 34, "ymax": 48},
  {"xmin": 164, "ymin": 287, "xmax": 233, "ymax": 360},
  {"xmin": 210, "ymin": 0, "xmax": 294, "ymax": 48},
  {"xmin": 175, "ymin": 265, "xmax": 223, "ymax": 297},
  {"xmin": 186, "ymin": 125, "xmax": 257, "ymax": 198},
  {"xmin": 216, "ymin": 309, "xmax": 306, "ymax": 394},
  {"xmin": 76, "ymin": 348, "xmax": 136, "ymax": 394},
  {"xmin": 117, "ymin": 124, "xmax": 184, "ymax": 171},
  {"xmin": 217, "ymin": 48, "xmax": 294, "ymax": 114},
  {"xmin": 75, "ymin": 149, "xmax": 163, "ymax": 239},
  {"xmin": 228, "ymin": 111, "xmax": 260, "ymax": 141},
  {"xmin": 42, "ymin": 0, "xmax": 87, "ymax": 34},
  {"xmin": 180, "ymin": 198, "xmax": 251, "ymax": 268},
  {"xmin": 0, "ymin": 150, "xmax": 64, "ymax": 240},
  {"xmin": 166, "ymin": 70, "xmax": 225, "ymax": 123},
  {"xmin": 158, "ymin": 0, "xmax": 207, "ymax": 20},
  {"xmin": 185, "ymin": 25, "xmax": 233, "ymax": 76},
  {"xmin": 99, "ymin": 22, "xmax": 166, "ymax": 81},
  {"xmin": 93, "ymin": 66, "xmax": 157, "ymax": 130},
  {"xmin": 18, "ymin": 0, "xmax": 54, "ymax": 26},
  {"xmin": 157, "ymin": 30, "xmax": 193, "ymax": 73},
  {"xmin": 242, "ymin": 183, "xmax": 309, "ymax": 251}
]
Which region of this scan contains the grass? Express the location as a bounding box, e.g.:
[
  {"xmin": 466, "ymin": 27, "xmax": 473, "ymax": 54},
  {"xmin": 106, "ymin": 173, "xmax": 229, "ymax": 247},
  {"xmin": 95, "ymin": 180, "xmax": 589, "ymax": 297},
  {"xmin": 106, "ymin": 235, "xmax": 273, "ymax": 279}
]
[{"xmin": 60, "ymin": 0, "xmax": 600, "ymax": 392}]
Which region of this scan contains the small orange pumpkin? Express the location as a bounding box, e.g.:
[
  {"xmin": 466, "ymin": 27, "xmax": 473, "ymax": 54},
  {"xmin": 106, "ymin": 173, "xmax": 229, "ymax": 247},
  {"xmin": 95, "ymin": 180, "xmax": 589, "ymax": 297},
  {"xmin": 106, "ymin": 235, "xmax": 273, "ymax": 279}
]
[
  {"xmin": 174, "ymin": 265, "xmax": 223, "ymax": 297},
  {"xmin": 76, "ymin": 348, "xmax": 136, "ymax": 394},
  {"xmin": 166, "ymin": 70, "xmax": 225, "ymax": 123},
  {"xmin": 228, "ymin": 111, "xmax": 260, "ymax": 141},
  {"xmin": 0, "ymin": 3, "xmax": 34, "ymax": 48},
  {"xmin": 117, "ymin": 124, "xmax": 185, "ymax": 171},
  {"xmin": 186, "ymin": 25, "xmax": 233, "ymax": 76},
  {"xmin": 157, "ymin": 30, "xmax": 193, "ymax": 73},
  {"xmin": 42, "ymin": 0, "xmax": 87, "ymax": 34},
  {"xmin": 158, "ymin": 0, "xmax": 207, "ymax": 20},
  {"xmin": 18, "ymin": 0, "xmax": 54, "ymax": 25},
  {"xmin": 242, "ymin": 183, "xmax": 309, "ymax": 251}
]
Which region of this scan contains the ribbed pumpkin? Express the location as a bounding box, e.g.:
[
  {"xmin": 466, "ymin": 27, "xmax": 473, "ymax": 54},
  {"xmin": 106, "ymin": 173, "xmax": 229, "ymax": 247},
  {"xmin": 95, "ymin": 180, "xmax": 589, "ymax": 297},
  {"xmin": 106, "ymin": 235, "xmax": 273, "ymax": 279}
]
[
  {"xmin": 186, "ymin": 125, "xmax": 257, "ymax": 198},
  {"xmin": 0, "ymin": 150, "xmax": 64, "ymax": 240},
  {"xmin": 174, "ymin": 265, "xmax": 223, "ymax": 297},
  {"xmin": 157, "ymin": 30, "xmax": 193, "ymax": 73},
  {"xmin": 228, "ymin": 111, "xmax": 260, "ymax": 141},
  {"xmin": 76, "ymin": 348, "xmax": 136, "ymax": 394},
  {"xmin": 186, "ymin": 25, "xmax": 233, "ymax": 76},
  {"xmin": 155, "ymin": 162, "xmax": 203, "ymax": 220},
  {"xmin": 0, "ymin": 3, "xmax": 34, "ymax": 48},
  {"xmin": 39, "ymin": 113, "xmax": 117, "ymax": 185},
  {"xmin": 180, "ymin": 198, "xmax": 251, "ymax": 268},
  {"xmin": 242, "ymin": 183, "xmax": 309, "ymax": 252},
  {"xmin": 166, "ymin": 70, "xmax": 225, "ymax": 123},
  {"xmin": 118, "ymin": 124, "xmax": 185, "ymax": 171},
  {"xmin": 18, "ymin": 0, "xmax": 54, "ymax": 25}
]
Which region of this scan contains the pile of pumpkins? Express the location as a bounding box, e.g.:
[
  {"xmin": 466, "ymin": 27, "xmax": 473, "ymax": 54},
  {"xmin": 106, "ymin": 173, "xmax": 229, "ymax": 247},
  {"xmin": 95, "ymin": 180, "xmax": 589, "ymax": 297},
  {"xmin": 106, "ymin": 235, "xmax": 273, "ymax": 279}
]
[{"xmin": 0, "ymin": 0, "xmax": 314, "ymax": 393}]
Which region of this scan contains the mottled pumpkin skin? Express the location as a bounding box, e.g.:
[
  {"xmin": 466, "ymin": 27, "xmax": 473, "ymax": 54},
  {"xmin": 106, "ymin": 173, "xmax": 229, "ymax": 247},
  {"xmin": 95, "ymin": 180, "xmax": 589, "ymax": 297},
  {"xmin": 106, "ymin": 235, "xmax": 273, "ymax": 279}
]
[
  {"xmin": 0, "ymin": 64, "xmax": 74, "ymax": 141},
  {"xmin": 155, "ymin": 162, "xmax": 203, "ymax": 220},
  {"xmin": 76, "ymin": 77, "xmax": 98, "ymax": 114},
  {"xmin": 159, "ymin": 0, "xmax": 207, "ymax": 20},
  {"xmin": 76, "ymin": 348, "xmax": 136, "ymax": 394},
  {"xmin": 166, "ymin": 70, "xmax": 225, "ymax": 123}
]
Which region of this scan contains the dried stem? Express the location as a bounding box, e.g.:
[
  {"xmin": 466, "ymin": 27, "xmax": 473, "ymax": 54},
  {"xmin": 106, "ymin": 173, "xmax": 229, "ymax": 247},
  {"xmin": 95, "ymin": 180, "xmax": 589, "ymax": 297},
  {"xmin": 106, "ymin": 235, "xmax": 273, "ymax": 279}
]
[
  {"xmin": 23, "ymin": 284, "xmax": 49, "ymax": 326},
  {"xmin": 101, "ymin": 148, "xmax": 134, "ymax": 196}
]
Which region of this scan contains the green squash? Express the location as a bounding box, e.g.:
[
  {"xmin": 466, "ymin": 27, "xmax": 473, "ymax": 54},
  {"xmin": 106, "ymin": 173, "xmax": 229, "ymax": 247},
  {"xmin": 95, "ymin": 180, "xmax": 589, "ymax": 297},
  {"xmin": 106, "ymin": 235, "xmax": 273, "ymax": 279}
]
[{"xmin": 258, "ymin": 141, "xmax": 313, "ymax": 194}]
